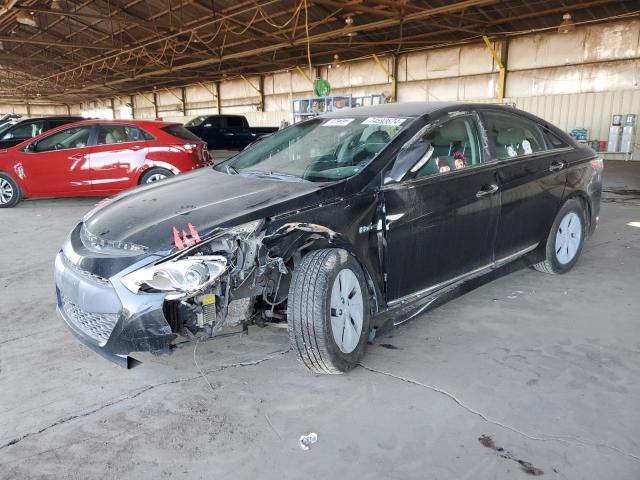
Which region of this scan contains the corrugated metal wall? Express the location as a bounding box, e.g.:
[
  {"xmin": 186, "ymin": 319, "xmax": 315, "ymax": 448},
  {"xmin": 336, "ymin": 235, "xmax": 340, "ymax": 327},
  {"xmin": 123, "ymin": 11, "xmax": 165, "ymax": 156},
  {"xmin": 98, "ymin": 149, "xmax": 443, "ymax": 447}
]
[
  {"xmin": 476, "ymin": 90, "xmax": 640, "ymax": 157},
  {"xmin": 23, "ymin": 18, "xmax": 639, "ymax": 158}
]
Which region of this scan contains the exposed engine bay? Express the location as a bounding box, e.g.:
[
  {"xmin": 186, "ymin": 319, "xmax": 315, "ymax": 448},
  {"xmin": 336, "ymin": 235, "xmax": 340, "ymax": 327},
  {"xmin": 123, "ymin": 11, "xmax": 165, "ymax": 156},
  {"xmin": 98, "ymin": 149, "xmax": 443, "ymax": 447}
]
[{"xmin": 124, "ymin": 220, "xmax": 297, "ymax": 345}]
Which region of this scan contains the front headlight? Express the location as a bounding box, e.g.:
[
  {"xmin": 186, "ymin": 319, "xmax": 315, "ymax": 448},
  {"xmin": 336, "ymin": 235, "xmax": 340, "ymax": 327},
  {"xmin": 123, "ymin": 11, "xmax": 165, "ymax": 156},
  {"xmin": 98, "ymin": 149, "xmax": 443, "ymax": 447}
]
[
  {"xmin": 121, "ymin": 255, "xmax": 227, "ymax": 295},
  {"xmin": 81, "ymin": 223, "xmax": 147, "ymax": 256}
]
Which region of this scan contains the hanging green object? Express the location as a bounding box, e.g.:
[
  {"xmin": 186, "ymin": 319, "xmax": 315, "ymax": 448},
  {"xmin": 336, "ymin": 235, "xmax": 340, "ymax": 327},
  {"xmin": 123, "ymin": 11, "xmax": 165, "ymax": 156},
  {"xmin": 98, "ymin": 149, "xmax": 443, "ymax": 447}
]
[{"xmin": 313, "ymin": 79, "xmax": 331, "ymax": 97}]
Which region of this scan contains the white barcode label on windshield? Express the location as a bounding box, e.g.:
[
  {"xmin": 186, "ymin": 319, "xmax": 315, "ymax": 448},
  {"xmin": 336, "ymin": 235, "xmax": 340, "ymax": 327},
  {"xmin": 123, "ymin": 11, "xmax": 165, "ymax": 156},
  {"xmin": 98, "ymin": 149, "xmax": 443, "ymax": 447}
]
[
  {"xmin": 362, "ymin": 117, "xmax": 407, "ymax": 126},
  {"xmin": 322, "ymin": 118, "xmax": 355, "ymax": 126}
]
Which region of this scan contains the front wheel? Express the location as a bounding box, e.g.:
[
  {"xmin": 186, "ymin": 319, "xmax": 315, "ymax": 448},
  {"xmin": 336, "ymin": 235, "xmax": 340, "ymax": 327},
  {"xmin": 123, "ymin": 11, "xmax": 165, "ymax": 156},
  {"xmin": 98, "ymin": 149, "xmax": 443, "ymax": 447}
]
[
  {"xmin": 533, "ymin": 198, "xmax": 586, "ymax": 274},
  {"xmin": 0, "ymin": 173, "xmax": 22, "ymax": 208},
  {"xmin": 287, "ymin": 248, "xmax": 370, "ymax": 374}
]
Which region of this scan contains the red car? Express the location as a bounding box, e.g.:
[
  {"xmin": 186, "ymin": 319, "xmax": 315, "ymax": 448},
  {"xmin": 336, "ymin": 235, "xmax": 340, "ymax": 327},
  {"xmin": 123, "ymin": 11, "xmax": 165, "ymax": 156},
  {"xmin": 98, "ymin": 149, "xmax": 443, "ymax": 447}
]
[{"xmin": 0, "ymin": 119, "xmax": 210, "ymax": 208}]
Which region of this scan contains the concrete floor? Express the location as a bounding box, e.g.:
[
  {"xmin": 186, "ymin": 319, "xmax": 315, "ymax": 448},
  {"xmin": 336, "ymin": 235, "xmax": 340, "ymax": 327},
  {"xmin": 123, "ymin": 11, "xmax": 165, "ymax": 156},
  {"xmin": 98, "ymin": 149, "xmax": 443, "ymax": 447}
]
[{"xmin": 1, "ymin": 161, "xmax": 640, "ymax": 479}]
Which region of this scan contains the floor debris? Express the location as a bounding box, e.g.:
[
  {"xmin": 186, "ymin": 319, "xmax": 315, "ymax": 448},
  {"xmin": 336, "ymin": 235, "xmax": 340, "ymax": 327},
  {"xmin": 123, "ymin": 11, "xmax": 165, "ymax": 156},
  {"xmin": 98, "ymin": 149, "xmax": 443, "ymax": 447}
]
[{"xmin": 299, "ymin": 432, "xmax": 318, "ymax": 451}]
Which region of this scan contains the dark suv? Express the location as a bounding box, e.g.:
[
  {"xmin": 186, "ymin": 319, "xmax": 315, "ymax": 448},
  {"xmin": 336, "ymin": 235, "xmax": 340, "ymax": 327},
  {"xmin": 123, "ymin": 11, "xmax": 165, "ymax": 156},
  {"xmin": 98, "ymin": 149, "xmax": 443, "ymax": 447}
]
[{"xmin": 0, "ymin": 116, "xmax": 83, "ymax": 149}]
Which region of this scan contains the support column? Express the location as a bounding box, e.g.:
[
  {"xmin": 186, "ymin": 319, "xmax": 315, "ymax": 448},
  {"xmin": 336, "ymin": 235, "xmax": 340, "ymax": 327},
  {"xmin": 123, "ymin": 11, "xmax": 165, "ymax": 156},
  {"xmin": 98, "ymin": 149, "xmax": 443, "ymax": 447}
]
[
  {"xmin": 483, "ymin": 36, "xmax": 508, "ymax": 101},
  {"xmin": 258, "ymin": 75, "xmax": 265, "ymax": 112},
  {"xmin": 130, "ymin": 95, "xmax": 135, "ymax": 119},
  {"xmin": 215, "ymin": 82, "xmax": 221, "ymax": 114},
  {"xmin": 152, "ymin": 92, "xmax": 159, "ymax": 118},
  {"xmin": 372, "ymin": 54, "xmax": 396, "ymax": 102}
]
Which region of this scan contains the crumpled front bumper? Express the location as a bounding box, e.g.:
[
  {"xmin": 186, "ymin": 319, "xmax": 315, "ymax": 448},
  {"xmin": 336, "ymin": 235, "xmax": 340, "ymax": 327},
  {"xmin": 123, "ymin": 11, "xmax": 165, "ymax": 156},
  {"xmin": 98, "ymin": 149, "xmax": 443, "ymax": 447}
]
[{"xmin": 54, "ymin": 250, "xmax": 175, "ymax": 368}]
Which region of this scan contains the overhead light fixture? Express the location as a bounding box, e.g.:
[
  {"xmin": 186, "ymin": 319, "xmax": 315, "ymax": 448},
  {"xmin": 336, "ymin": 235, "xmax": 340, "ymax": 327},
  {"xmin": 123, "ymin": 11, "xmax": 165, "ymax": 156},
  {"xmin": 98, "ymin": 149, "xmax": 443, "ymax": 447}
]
[
  {"xmin": 329, "ymin": 53, "xmax": 341, "ymax": 69},
  {"xmin": 558, "ymin": 13, "xmax": 575, "ymax": 34},
  {"xmin": 344, "ymin": 15, "xmax": 357, "ymax": 37},
  {"xmin": 16, "ymin": 11, "xmax": 38, "ymax": 28}
]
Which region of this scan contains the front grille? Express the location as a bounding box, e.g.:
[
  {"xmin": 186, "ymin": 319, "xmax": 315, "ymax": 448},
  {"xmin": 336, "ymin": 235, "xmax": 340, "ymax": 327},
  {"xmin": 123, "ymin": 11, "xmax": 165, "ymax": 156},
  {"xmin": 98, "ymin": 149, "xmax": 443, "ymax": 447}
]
[{"xmin": 61, "ymin": 294, "xmax": 119, "ymax": 344}]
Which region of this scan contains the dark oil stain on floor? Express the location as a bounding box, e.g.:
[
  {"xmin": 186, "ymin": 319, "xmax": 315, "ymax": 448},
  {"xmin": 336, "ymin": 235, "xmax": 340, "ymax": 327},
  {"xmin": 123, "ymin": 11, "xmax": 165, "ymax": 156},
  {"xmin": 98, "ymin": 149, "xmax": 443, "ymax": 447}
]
[
  {"xmin": 378, "ymin": 344, "xmax": 399, "ymax": 350},
  {"xmin": 478, "ymin": 434, "xmax": 544, "ymax": 476}
]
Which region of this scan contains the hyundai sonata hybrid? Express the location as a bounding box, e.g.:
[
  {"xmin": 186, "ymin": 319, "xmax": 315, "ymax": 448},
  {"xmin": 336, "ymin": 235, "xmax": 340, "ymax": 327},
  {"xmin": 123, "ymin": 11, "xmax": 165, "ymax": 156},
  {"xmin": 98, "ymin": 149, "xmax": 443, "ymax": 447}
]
[
  {"xmin": 54, "ymin": 102, "xmax": 603, "ymax": 372},
  {"xmin": 0, "ymin": 119, "xmax": 210, "ymax": 207}
]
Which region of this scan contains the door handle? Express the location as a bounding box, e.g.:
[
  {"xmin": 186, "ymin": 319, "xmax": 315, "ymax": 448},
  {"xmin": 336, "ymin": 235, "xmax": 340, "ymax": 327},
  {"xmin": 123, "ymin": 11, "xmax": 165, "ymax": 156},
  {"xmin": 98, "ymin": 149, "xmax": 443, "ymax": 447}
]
[
  {"xmin": 130, "ymin": 145, "xmax": 143, "ymax": 151},
  {"xmin": 549, "ymin": 160, "xmax": 565, "ymax": 172},
  {"xmin": 69, "ymin": 153, "xmax": 84, "ymax": 160},
  {"xmin": 476, "ymin": 184, "xmax": 499, "ymax": 198}
]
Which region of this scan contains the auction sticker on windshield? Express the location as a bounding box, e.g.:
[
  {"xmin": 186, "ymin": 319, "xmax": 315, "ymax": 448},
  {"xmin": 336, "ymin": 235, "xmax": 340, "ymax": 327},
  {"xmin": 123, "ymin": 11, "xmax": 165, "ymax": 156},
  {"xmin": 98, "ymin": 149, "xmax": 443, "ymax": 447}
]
[
  {"xmin": 362, "ymin": 117, "xmax": 407, "ymax": 126},
  {"xmin": 322, "ymin": 118, "xmax": 355, "ymax": 127}
]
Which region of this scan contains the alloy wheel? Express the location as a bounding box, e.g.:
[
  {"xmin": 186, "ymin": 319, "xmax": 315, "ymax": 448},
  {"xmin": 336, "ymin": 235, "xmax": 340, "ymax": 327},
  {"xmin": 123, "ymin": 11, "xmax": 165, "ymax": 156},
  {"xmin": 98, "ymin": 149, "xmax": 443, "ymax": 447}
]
[
  {"xmin": 330, "ymin": 268, "xmax": 364, "ymax": 354},
  {"xmin": 0, "ymin": 178, "xmax": 14, "ymax": 204},
  {"xmin": 555, "ymin": 211, "xmax": 582, "ymax": 264},
  {"xmin": 145, "ymin": 173, "xmax": 168, "ymax": 183}
]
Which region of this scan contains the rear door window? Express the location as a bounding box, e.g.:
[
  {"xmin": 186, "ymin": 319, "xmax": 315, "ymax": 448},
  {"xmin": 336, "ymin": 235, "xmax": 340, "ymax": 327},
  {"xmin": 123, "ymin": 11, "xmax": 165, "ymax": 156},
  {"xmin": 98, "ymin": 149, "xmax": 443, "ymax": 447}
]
[
  {"xmin": 161, "ymin": 124, "xmax": 201, "ymax": 141},
  {"xmin": 204, "ymin": 117, "xmax": 222, "ymax": 128},
  {"xmin": 96, "ymin": 124, "xmax": 151, "ymax": 144},
  {"xmin": 543, "ymin": 130, "xmax": 570, "ymax": 149},
  {"xmin": 482, "ymin": 111, "xmax": 546, "ymax": 160},
  {"xmin": 226, "ymin": 116, "xmax": 245, "ymax": 128}
]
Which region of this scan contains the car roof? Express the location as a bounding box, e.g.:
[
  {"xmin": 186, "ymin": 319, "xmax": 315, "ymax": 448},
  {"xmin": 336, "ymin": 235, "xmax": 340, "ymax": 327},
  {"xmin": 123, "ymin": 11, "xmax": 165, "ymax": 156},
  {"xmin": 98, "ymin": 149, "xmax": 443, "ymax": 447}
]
[
  {"xmin": 318, "ymin": 101, "xmax": 532, "ymax": 119},
  {"xmin": 10, "ymin": 116, "xmax": 83, "ymax": 123},
  {"xmin": 321, "ymin": 101, "xmax": 461, "ymax": 118},
  {"xmin": 58, "ymin": 119, "xmax": 174, "ymax": 127}
]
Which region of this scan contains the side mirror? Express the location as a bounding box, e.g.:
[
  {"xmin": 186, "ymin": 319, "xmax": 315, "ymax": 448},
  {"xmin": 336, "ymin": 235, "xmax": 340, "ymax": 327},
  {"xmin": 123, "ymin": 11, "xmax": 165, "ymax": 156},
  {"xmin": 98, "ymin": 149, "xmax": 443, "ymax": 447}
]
[
  {"xmin": 384, "ymin": 142, "xmax": 433, "ymax": 184},
  {"xmin": 26, "ymin": 142, "xmax": 37, "ymax": 152}
]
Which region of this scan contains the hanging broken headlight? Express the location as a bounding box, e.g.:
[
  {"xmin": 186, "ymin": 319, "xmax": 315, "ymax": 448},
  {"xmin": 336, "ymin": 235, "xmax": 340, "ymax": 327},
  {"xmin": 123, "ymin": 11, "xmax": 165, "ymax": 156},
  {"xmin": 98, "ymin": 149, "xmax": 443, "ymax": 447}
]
[{"xmin": 121, "ymin": 255, "xmax": 227, "ymax": 295}]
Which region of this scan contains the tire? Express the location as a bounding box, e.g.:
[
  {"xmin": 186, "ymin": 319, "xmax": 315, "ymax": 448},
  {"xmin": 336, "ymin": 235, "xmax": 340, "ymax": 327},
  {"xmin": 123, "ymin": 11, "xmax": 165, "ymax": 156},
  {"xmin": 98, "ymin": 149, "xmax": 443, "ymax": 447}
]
[
  {"xmin": 287, "ymin": 248, "xmax": 371, "ymax": 374},
  {"xmin": 139, "ymin": 168, "xmax": 174, "ymax": 185},
  {"xmin": 0, "ymin": 172, "xmax": 22, "ymax": 208},
  {"xmin": 533, "ymin": 198, "xmax": 586, "ymax": 274}
]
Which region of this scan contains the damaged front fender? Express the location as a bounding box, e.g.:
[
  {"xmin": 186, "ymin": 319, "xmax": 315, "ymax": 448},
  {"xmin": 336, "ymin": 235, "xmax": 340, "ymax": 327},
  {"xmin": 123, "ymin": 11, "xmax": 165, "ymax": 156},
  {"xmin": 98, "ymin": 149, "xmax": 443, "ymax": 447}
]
[{"xmin": 262, "ymin": 222, "xmax": 348, "ymax": 261}]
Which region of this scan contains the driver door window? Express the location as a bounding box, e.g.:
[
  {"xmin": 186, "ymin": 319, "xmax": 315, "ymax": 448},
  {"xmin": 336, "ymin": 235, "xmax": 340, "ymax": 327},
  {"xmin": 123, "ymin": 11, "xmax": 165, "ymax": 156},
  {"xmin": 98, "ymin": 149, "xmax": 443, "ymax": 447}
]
[
  {"xmin": 414, "ymin": 116, "xmax": 482, "ymax": 177},
  {"xmin": 34, "ymin": 125, "xmax": 93, "ymax": 152}
]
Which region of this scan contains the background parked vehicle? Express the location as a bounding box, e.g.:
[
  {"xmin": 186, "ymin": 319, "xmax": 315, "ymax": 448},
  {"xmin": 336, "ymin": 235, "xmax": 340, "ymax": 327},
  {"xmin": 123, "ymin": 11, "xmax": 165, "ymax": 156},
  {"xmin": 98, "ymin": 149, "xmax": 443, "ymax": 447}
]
[
  {"xmin": 0, "ymin": 120, "xmax": 210, "ymax": 207},
  {"xmin": 0, "ymin": 116, "xmax": 84, "ymax": 149},
  {"xmin": 184, "ymin": 114, "xmax": 277, "ymax": 150}
]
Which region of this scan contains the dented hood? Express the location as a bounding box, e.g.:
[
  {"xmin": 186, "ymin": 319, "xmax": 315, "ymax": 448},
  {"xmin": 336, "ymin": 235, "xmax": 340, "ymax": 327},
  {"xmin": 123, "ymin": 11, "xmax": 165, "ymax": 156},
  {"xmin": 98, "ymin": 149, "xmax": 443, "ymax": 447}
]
[{"xmin": 83, "ymin": 168, "xmax": 323, "ymax": 253}]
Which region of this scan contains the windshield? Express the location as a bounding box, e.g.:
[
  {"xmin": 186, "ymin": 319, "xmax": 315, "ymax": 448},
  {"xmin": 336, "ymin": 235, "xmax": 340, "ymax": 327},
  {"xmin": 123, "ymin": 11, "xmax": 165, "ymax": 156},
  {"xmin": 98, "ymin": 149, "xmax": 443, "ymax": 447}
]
[
  {"xmin": 221, "ymin": 115, "xmax": 410, "ymax": 182},
  {"xmin": 185, "ymin": 116, "xmax": 207, "ymax": 127}
]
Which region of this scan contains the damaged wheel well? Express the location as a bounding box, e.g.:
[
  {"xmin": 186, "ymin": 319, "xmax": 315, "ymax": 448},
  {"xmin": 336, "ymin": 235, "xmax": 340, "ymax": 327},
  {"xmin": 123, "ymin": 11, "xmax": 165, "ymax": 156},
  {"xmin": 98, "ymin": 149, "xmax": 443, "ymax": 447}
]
[{"xmin": 263, "ymin": 223, "xmax": 380, "ymax": 314}]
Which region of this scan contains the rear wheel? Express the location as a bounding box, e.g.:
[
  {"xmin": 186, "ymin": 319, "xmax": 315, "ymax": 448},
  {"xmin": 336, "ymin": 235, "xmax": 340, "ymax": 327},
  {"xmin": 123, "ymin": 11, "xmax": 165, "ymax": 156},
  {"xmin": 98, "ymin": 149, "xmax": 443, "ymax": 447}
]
[
  {"xmin": 0, "ymin": 173, "xmax": 21, "ymax": 208},
  {"xmin": 533, "ymin": 198, "xmax": 585, "ymax": 274},
  {"xmin": 140, "ymin": 168, "xmax": 174, "ymax": 184},
  {"xmin": 287, "ymin": 248, "xmax": 370, "ymax": 374}
]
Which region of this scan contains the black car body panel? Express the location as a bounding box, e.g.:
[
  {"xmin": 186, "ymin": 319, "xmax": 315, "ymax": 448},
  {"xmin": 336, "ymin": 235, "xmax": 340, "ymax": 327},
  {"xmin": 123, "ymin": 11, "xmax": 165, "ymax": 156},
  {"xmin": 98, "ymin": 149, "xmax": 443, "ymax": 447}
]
[
  {"xmin": 54, "ymin": 102, "xmax": 603, "ymax": 367},
  {"xmin": 184, "ymin": 114, "xmax": 278, "ymax": 150},
  {"xmin": 0, "ymin": 116, "xmax": 83, "ymax": 149}
]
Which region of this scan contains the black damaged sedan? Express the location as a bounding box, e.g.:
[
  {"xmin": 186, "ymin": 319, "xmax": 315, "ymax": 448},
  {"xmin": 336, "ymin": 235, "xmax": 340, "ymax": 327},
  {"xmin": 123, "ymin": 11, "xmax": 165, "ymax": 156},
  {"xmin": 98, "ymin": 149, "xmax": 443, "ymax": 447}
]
[{"xmin": 55, "ymin": 102, "xmax": 602, "ymax": 373}]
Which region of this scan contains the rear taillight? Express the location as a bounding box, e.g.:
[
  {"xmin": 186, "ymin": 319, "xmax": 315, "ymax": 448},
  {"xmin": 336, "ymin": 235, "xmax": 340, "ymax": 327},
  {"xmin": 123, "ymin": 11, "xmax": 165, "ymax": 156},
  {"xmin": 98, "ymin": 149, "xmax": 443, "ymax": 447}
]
[{"xmin": 182, "ymin": 143, "xmax": 197, "ymax": 152}]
